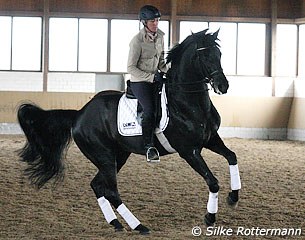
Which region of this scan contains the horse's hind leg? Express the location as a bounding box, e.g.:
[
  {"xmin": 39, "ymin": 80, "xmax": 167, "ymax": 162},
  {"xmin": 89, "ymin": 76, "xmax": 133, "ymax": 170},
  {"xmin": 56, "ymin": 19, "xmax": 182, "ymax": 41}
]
[
  {"xmin": 205, "ymin": 133, "xmax": 241, "ymax": 206},
  {"xmin": 90, "ymin": 149, "xmax": 150, "ymax": 234},
  {"xmin": 90, "ymin": 171, "xmax": 124, "ymax": 231}
]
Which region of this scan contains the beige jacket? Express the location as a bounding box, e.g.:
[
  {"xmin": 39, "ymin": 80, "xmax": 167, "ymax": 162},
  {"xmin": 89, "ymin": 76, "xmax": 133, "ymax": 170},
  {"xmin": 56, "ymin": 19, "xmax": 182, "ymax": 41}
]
[{"xmin": 127, "ymin": 28, "xmax": 168, "ymax": 83}]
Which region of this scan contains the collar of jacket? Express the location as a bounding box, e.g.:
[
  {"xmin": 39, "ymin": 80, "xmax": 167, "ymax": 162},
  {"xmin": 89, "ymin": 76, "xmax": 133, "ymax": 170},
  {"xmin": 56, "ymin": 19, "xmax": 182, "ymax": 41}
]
[{"xmin": 140, "ymin": 27, "xmax": 165, "ymax": 43}]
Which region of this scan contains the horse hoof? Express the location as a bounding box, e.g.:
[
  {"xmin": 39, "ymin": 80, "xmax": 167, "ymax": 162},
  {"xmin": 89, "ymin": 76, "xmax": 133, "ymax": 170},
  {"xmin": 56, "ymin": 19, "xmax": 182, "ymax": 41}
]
[
  {"xmin": 227, "ymin": 193, "xmax": 238, "ymax": 208},
  {"xmin": 110, "ymin": 219, "xmax": 125, "ymax": 232},
  {"xmin": 204, "ymin": 213, "xmax": 216, "ymax": 226},
  {"xmin": 135, "ymin": 224, "xmax": 151, "ymax": 235},
  {"xmin": 115, "ymin": 227, "xmax": 125, "ymax": 232}
]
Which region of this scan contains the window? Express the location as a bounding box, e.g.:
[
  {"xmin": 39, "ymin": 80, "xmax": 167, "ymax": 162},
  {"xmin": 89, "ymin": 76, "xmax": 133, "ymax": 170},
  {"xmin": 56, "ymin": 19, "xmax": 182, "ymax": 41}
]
[
  {"xmin": 49, "ymin": 18, "xmax": 108, "ymax": 72},
  {"xmin": 0, "ymin": 16, "xmax": 11, "ymax": 70},
  {"xmin": 0, "ymin": 16, "xmax": 42, "ymax": 71},
  {"xmin": 209, "ymin": 22, "xmax": 237, "ymax": 75},
  {"xmin": 158, "ymin": 21, "xmax": 170, "ymax": 50},
  {"xmin": 276, "ymin": 24, "xmax": 297, "ymax": 77},
  {"xmin": 78, "ymin": 19, "xmax": 108, "ymax": 72},
  {"xmin": 237, "ymin": 23, "xmax": 266, "ymax": 76},
  {"xmin": 180, "ymin": 22, "xmax": 266, "ymax": 76},
  {"xmin": 110, "ymin": 20, "xmax": 139, "ymax": 72},
  {"xmin": 298, "ymin": 24, "xmax": 305, "ymax": 76},
  {"xmin": 179, "ymin": 21, "xmax": 208, "ymax": 42},
  {"xmin": 49, "ymin": 18, "xmax": 78, "ymax": 71},
  {"xmin": 276, "ymin": 24, "xmax": 297, "ymax": 76},
  {"xmin": 49, "ymin": 18, "xmax": 168, "ymax": 73},
  {"xmin": 12, "ymin": 17, "xmax": 42, "ymax": 71}
]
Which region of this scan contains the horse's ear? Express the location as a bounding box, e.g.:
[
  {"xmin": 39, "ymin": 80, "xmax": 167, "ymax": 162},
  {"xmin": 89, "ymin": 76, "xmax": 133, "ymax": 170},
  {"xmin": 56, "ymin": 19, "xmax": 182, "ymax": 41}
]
[
  {"xmin": 191, "ymin": 30, "xmax": 199, "ymax": 41},
  {"xmin": 213, "ymin": 28, "xmax": 220, "ymax": 39},
  {"xmin": 202, "ymin": 29, "xmax": 208, "ymax": 35}
]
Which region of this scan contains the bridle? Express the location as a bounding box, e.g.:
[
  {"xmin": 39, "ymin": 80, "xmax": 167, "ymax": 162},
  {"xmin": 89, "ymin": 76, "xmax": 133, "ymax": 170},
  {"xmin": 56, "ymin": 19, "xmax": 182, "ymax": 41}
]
[
  {"xmin": 196, "ymin": 45, "xmax": 223, "ymax": 91},
  {"xmin": 166, "ymin": 45, "xmax": 223, "ymax": 93}
]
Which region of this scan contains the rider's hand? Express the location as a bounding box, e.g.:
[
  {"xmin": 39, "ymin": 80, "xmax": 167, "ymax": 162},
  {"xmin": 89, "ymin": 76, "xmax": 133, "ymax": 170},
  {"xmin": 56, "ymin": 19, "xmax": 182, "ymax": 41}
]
[{"xmin": 154, "ymin": 71, "xmax": 164, "ymax": 82}]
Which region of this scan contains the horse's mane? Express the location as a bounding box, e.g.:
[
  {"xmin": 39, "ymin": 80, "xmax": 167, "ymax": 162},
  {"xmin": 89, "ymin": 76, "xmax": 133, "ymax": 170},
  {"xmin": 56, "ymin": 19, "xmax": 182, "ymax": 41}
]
[{"xmin": 166, "ymin": 29, "xmax": 219, "ymax": 64}]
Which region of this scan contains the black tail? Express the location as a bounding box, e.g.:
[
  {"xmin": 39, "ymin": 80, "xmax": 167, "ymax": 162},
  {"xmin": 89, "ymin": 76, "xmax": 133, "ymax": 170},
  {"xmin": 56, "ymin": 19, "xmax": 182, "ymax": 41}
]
[{"xmin": 17, "ymin": 103, "xmax": 78, "ymax": 189}]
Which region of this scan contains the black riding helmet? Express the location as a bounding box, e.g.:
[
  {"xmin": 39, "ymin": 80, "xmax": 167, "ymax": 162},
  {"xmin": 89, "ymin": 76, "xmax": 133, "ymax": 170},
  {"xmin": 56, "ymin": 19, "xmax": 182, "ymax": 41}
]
[{"xmin": 139, "ymin": 5, "xmax": 161, "ymax": 20}]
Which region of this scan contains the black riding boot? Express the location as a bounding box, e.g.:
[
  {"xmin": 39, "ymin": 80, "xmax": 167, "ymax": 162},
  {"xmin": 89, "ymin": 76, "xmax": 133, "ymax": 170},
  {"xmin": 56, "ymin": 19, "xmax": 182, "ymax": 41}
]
[{"xmin": 141, "ymin": 114, "xmax": 160, "ymax": 163}]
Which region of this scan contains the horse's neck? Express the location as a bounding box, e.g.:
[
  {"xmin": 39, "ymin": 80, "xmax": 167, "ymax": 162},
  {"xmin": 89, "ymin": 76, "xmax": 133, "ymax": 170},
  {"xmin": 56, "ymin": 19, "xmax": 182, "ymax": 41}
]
[
  {"xmin": 167, "ymin": 73, "xmax": 212, "ymax": 116},
  {"xmin": 167, "ymin": 53, "xmax": 212, "ymax": 111}
]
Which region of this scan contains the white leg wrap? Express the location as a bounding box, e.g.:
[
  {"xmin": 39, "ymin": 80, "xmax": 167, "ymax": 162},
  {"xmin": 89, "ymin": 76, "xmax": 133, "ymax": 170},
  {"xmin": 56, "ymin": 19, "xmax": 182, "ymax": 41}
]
[
  {"xmin": 229, "ymin": 164, "xmax": 241, "ymax": 190},
  {"xmin": 207, "ymin": 192, "xmax": 218, "ymax": 214},
  {"xmin": 97, "ymin": 197, "xmax": 117, "ymax": 224},
  {"xmin": 117, "ymin": 203, "xmax": 140, "ymax": 230}
]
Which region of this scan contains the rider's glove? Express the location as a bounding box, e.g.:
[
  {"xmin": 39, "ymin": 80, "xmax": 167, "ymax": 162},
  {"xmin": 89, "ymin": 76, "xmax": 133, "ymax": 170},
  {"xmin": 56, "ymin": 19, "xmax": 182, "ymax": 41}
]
[{"xmin": 154, "ymin": 71, "xmax": 164, "ymax": 82}]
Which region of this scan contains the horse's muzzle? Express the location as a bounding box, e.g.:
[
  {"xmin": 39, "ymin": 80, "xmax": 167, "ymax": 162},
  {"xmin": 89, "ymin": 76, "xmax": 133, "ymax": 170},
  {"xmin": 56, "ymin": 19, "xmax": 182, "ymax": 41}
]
[
  {"xmin": 213, "ymin": 77, "xmax": 229, "ymax": 95},
  {"xmin": 217, "ymin": 83, "xmax": 228, "ymax": 94}
]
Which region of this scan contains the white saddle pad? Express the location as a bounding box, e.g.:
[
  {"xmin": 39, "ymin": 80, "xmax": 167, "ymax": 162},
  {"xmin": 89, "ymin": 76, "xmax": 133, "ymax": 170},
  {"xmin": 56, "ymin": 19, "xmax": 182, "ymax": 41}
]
[{"xmin": 118, "ymin": 84, "xmax": 169, "ymax": 137}]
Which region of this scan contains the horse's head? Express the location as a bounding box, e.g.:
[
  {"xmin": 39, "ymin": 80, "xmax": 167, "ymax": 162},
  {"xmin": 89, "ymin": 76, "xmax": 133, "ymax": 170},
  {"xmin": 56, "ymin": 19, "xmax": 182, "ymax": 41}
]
[
  {"xmin": 167, "ymin": 29, "xmax": 229, "ymax": 95},
  {"xmin": 192, "ymin": 29, "xmax": 229, "ymax": 94}
]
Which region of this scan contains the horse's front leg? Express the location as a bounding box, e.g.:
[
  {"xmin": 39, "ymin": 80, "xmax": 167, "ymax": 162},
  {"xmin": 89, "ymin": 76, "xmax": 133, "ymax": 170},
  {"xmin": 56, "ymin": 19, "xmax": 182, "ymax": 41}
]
[
  {"xmin": 179, "ymin": 149, "xmax": 219, "ymax": 226},
  {"xmin": 204, "ymin": 133, "xmax": 241, "ymax": 207}
]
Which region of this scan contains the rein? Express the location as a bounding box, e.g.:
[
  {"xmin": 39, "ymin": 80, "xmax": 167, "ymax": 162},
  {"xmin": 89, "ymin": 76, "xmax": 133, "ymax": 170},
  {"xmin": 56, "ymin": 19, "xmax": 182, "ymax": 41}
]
[
  {"xmin": 166, "ymin": 78, "xmax": 210, "ymax": 93},
  {"xmin": 166, "ymin": 73, "xmax": 222, "ymax": 94}
]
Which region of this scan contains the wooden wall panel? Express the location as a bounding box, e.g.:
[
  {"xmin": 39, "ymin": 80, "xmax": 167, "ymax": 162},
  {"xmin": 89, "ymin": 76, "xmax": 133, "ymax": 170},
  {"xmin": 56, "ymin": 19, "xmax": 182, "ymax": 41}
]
[
  {"xmin": 50, "ymin": 0, "xmax": 117, "ymax": 14},
  {"xmin": 212, "ymin": 96, "xmax": 293, "ymax": 128},
  {"xmin": 288, "ymin": 98, "xmax": 305, "ymax": 129},
  {"xmin": 277, "ymin": 0, "xmax": 302, "ymax": 19},
  {"xmin": 177, "ymin": 0, "xmax": 271, "ymax": 18},
  {"xmin": 0, "ymin": 0, "xmax": 44, "ymax": 12},
  {"xmin": 0, "ymin": 0, "xmax": 303, "ymax": 19},
  {"xmin": 0, "ymin": 92, "xmax": 294, "ymax": 130},
  {"xmin": 49, "ymin": 0, "xmax": 170, "ymax": 15},
  {"xmin": 0, "ymin": 92, "xmax": 92, "ymax": 123}
]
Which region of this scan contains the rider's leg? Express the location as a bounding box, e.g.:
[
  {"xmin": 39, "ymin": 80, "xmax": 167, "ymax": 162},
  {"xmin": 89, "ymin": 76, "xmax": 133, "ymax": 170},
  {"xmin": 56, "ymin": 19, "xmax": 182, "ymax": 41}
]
[
  {"xmin": 141, "ymin": 112, "xmax": 159, "ymax": 162},
  {"xmin": 130, "ymin": 82, "xmax": 160, "ymax": 162}
]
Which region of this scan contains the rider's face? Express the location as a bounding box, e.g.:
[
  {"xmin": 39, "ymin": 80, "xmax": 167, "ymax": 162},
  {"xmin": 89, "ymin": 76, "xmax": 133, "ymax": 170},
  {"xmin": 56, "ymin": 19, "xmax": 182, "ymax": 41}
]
[{"xmin": 146, "ymin": 18, "xmax": 159, "ymax": 33}]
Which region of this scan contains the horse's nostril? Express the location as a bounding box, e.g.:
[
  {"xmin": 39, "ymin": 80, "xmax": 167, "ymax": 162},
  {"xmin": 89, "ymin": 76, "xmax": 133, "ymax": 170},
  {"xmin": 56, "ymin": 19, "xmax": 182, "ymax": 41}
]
[
  {"xmin": 220, "ymin": 85, "xmax": 226, "ymax": 93},
  {"xmin": 219, "ymin": 83, "xmax": 229, "ymax": 94}
]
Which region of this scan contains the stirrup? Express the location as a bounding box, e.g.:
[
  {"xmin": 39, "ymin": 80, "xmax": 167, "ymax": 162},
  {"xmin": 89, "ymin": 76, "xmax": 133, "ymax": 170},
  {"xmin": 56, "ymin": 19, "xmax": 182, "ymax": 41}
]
[{"xmin": 146, "ymin": 146, "xmax": 160, "ymax": 163}]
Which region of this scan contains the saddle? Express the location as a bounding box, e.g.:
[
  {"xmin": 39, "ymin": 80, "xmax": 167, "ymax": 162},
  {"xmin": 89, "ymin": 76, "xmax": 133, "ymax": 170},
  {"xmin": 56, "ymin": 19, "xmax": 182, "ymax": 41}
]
[
  {"xmin": 117, "ymin": 79, "xmax": 176, "ymax": 153},
  {"xmin": 125, "ymin": 80, "xmax": 163, "ymax": 126},
  {"xmin": 117, "ymin": 81, "xmax": 168, "ymax": 136}
]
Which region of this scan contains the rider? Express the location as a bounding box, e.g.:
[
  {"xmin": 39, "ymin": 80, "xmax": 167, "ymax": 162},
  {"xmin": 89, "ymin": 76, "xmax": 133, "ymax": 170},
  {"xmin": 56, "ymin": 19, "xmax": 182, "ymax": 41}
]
[{"xmin": 127, "ymin": 5, "xmax": 168, "ymax": 162}]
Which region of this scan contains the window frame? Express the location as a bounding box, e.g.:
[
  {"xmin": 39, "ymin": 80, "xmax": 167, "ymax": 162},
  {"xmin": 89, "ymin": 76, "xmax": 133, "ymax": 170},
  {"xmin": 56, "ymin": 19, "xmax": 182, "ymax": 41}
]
[{"xmin": 297, "ymin": 24, "xmax": 305, "ymax": 77}]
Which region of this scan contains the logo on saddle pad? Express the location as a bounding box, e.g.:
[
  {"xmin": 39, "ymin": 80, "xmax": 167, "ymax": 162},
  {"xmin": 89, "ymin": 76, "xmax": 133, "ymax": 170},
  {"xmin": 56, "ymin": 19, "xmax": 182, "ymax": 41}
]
[
  {"xmin": 117, "ymin": 85, "xmax": 169, "ymax": 136},
  {"xmin": 122, "ymin": 121, "xmax": 137, "ymax": 129}
]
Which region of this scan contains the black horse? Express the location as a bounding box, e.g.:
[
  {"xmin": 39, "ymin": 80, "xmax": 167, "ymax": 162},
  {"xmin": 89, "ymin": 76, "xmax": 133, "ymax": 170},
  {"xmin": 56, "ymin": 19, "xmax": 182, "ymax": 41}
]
[{"xmin": 17, "ymin": 29, "xmax": 241, "ymax": 234}]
